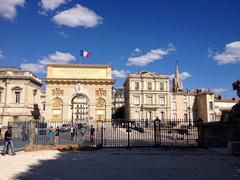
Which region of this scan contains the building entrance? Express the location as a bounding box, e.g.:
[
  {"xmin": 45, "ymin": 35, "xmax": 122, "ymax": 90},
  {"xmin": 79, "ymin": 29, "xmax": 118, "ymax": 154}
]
[{"xmin": 72, "ymin": 94, "xmax": 89, "ymax": 125}]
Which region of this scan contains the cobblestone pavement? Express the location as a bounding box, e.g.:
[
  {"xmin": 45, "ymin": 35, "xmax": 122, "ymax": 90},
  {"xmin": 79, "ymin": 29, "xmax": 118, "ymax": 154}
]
[{"xmin": 0, "ymin": 148, "xmax": 240, "ymax": 180}]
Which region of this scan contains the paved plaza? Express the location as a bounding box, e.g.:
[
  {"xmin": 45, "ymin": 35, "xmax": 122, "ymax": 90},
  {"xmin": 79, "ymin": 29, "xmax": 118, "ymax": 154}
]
[{"xmin": 0, "ymin": 148, "xmax": 240, "ymax": 180}]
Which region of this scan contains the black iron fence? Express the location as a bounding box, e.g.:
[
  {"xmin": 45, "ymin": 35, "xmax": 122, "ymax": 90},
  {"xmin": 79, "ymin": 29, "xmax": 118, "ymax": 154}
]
[
  {"xmin": 0, "ymin": 121, "xmax": 31, "ymax": 152},
  {"xmin": 34, "ymin": 121, "xmax": 97, "ymax": 147},
  {"xmin": 2, "ymin": 118, "xmax": 200, "ymax": 149},
  {"xmin": 96, "ymin": 118, "xmax": 199, "ymax": 147}
]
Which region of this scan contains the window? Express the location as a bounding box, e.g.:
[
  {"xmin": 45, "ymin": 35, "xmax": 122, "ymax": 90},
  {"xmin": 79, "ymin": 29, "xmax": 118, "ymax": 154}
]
[
  {"xmin": 160, "ymin": 112, "xmax": 165, "ymax": 120},
  {"xmin": 15, "ymin": 92, "xmax": 20, "ymax": 104},
  {"xmin": 184, "ymin": 114, "xmax": 188, "ymax": 121},
  {"xmin": 173, "ymin": 102, "xmax": 177, "ymax": 110},
  {"xmin": 173, "ymin": 113, "xmax": 177, "ymax": 120},
  {"xmin": 13, "ymin": 116, "xmax": 18, "ymax": 122},
  {"xmin": 160, "ymin": 82, "xmax": 164, "ymax": 91},
  {"xmin": 184, "ymin": 102, "xmax": 188, "ymax": 111},
  {"xmin": 0, "ymin": 91, "xmax": 2, "ymax": 103},
  {"xmin": 147, "ymin": 82, "xmax": 152, "ymax": 90},
  {"xmin": 134, "ymin": 82, "xmax": 140, "ymax": 90},
  {"xmin": 173, "ymin": 95, "xmax": 176, "ymax": 99},
  {"xmin": 147, "ymin": 96, "xmax": 153, "ymax": 104},
  {"xmin": 134, "ymin": 96, "xmax": 140, "ymax": 105},
  {"xmin": 159, "ymin": 97, "xmax": 165, "ymax": 106},
  {"xmin": 209, "ymin": 102, "xmax": 213, "ymax": 110},
  {"xmin": 43, "ymin": 103, "xmax": 46, "ymax": 111}
]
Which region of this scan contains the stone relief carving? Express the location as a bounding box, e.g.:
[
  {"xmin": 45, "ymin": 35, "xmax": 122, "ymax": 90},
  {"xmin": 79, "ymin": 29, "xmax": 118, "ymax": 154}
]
[
  {"xmin": 52, "ymin": 88, "xmax": 64, "ymax": 96},
  {"xmin": 95, "ymin": 88, "xmax": 106, "ymax": 96},
  {"xmin": 52, "ymin": 97, "xmax": 63, "ymax": 108},
  {"xmin": 96, "ymin": 98, "xmax": 106, "ymax": 107}
]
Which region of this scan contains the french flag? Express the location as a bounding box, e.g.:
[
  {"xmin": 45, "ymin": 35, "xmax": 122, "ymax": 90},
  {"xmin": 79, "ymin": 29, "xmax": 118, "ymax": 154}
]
[{"xmin": 80, "ymin": 50, "xmax": 91, "ymax": 57}]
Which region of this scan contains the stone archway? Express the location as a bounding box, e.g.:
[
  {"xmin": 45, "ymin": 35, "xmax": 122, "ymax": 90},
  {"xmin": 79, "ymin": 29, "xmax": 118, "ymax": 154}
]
[{"xmin": 71, "ymin": 94, "xmax": 90, "ymax": 124}]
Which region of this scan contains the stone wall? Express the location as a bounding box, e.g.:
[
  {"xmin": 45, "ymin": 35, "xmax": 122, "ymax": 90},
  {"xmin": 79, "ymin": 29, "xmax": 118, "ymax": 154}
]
[{"xmin": 200, "ymin": 121, "xmax": 240, "ymax": 147}]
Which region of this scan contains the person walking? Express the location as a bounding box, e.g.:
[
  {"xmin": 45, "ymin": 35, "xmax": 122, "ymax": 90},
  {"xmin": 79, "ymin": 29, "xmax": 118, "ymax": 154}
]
[
  {"xmin": 55, "ymin": 126, "xmax": 60, "ymax": 145},
  {"xmin": 21, "ymin": 126, "xmax": 26, "ymax": 141},
  {"xmin": 48, "ymin": 127, "xmax": 54, "ymax": 145},
  {"xmin": 34, "ymin": 126, "xmax": 38, "ymax": 144},
  {"xmin": 70, "ymin": 126, "xmax": 74, "ymax": 141},
  {"xmin": 1, "ymin": 126, "xmax": 16, "ymax": 156},
  {"xmin": 90, "ymin": 125, "xmax": 95, "ymax": 143}
]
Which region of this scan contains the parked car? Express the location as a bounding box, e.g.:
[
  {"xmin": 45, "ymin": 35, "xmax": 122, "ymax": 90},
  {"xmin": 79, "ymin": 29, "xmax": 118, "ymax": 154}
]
[{"xmin": 60, "ymin": 124, "xmax": 71, "ymax": 132}]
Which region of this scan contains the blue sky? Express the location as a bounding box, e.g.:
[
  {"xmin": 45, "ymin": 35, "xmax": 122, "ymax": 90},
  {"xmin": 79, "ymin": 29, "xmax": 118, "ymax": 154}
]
[{"xmin": 0, "ymin": 0, "xmax": 240, "ymax": 97}]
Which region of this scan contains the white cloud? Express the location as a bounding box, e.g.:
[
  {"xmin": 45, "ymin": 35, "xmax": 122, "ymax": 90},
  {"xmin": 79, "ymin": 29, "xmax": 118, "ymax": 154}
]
[
  {"xmin": 39, "ymin": 51, "xmax": 76, "ymax": 65},
  {"xmin": 0, "ymin": 50, "xmax": 5, "ymax": 59},
  {"xmin": 0, "ymin": 0, "xmax": 25, "ymax": 20},
  {"xmin": 52, "ymin": 4, "xmax": 103, "ymax": 28},
  {"xmin": 20, "ymin": 63, "xmax": 45, "ymax": 73},
  {"xmin": 112, "ymin": 70, "xmax": 130, "ymax": 78},
  {"xmin": 20, "ymin": 51, "xmax": 75, "ymax": 74},
  {"xmin": 127, "ymin": 43, "xmax": 176, "ymax": 66},
  {"xmin": 40, "ymin": 0, "xmax": 69, "ymax": 12},
  {"xmin": 58, "ymin": 31, "xmax": 69, "ymax": 38},
  {"xmin": 209, "ymin": 41, "xmax": 240, "ymax": 65},
  {"xmin": 131, "ymin": 48, "xmax": 141, "ymax": 56},
  {"xmin": 169, "ymin": 72, "xmax": 191, "ymax": 80},
  {"xmin": 134, "ymin": 48, "xmax": 141, "ymax": 53}
]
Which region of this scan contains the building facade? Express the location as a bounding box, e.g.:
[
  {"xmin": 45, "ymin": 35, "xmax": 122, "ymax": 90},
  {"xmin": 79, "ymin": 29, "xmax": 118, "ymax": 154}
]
[
  {"xmin": 112, "ymin": 87, "xmax": 124, "ymax": 114},
  {"xmin": 0, "ymin": 67, "xmax": 42, "ymax": 126},
  {"xmin": 44, "ymin": 64, "xmax": 115, "ymax": 125},
  {"xmin": 124, "ymin": 65, "xmax": 237, "ymax": 123},
  {"xmin": 124, "ymin": 70, "xmax": 170, "ymax": 121}
]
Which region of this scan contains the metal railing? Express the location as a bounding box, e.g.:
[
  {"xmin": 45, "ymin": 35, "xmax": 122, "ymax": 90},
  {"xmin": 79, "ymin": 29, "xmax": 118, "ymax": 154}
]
[{"xmin": 2, "ymin": 118, "xmax": 200, "ymax": 149}]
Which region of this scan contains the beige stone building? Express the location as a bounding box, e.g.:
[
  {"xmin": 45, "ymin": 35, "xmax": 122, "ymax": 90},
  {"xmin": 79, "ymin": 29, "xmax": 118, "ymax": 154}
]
[
  {"xmin": 124, "ymin": 70, "xmax": 170, "ymax": 122},
  {"xmin": 214, "ymin": 96, "xmax": 238, "ymax": 121},
  {"xmin": 0, "ymin": 67, "xmax": 42, "ymax": 126},
  {"xmin": 44, "ymin": 64, "xmax": 115, "ymax": 125},
  {"xmin": 124, "ymin": 64, "xmax": 237, "ymax": 124},
  {"xmin": 112, "ymin": 87, "xmax": 124, "ymax": 114}
]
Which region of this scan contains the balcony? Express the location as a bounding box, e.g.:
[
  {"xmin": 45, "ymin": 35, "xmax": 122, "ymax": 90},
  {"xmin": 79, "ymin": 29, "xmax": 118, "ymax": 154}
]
[{"xmin": 141, "ymin": 104, "xmax": 158, "ymax": 108}]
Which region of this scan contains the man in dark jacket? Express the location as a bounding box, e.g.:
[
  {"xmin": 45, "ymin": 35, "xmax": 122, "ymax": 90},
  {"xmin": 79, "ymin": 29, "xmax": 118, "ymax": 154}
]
[{"xmin": 1, "ymin": 126, "xmax": 16, "ymax": 156}]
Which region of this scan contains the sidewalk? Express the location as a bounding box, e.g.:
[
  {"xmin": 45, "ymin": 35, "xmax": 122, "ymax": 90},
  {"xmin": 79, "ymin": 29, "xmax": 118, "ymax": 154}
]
[{"xmin": 0, "ymin": 148, "xmax": 240, "ymax": 180}]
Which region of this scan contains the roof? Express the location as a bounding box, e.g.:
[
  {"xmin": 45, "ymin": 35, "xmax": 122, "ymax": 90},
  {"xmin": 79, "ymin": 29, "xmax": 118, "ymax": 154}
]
[{"xmin": 47, "ymin": 64, "xmax": 112, "ymax": 69}]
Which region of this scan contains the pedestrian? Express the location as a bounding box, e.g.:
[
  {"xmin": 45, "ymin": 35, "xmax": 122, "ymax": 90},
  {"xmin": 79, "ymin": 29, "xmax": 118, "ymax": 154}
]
[
  {"xmin": 80, "ymin": 124, "xmax": 85, "ymax": 136},
  {"xmin": 1, "ymin": 126, "xmax": 16, "ymax": 156},
  {"xmin": 0, "ymin": 123, "xmax": 2, "ymax": 140},
  {"xmin": 48, "ymin": 127, "xmax": 54, "ymax": 144},
  {"xmin": 21, "ymin": 126, "xmax": 26, "ymax": 141},
  {"xmin": 90, "ymin": 125, "xmax": 95, "ymax": 142},
  {"xmin": 70, "ymin": 126, "xmax": 74, "ymax": 141},
  {"xmin": 34, "ymin": 126, "xmax": 38, "ymax": 144},
  {"xmin": 55, "ymin": 126, "xmax": 60, "ymax": 145}
]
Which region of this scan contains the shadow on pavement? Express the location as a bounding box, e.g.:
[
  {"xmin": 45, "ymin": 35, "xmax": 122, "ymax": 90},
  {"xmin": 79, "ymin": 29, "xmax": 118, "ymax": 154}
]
[{"xmin": 15, "ymin": 148, "xmax": 240, "ymax": 180}]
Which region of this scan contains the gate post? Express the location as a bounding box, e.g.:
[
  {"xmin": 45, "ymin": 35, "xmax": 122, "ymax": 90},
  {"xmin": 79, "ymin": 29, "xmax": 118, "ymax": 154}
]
[
  {"xmin": 154, "ymin": 117, "xmax": 160, "ymax": 147},
  {"xmin": 127, "ymin": 122, "xmax": 130, "ymax": 148},
  {"xmin": 197, "ymin": 118, "xmax": 204, "ymax": 148}
]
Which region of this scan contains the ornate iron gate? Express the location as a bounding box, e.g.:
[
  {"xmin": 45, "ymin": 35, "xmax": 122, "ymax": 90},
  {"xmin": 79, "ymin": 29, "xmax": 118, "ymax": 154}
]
[{"xmin": 96, "ymin": 119, "xmax": 199, "ymax": 147}]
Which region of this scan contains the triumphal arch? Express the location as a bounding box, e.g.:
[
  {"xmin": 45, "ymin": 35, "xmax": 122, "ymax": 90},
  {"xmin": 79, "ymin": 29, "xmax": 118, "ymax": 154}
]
[{"xmin": 45, "ymin": 64, "xmax": 115, "ymax": 125}]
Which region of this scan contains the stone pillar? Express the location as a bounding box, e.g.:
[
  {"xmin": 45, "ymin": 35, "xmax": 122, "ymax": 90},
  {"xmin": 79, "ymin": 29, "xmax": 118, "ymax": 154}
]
[{"xmin": 29, "ymin": 119, "xmax": 36, "ymax": 146}]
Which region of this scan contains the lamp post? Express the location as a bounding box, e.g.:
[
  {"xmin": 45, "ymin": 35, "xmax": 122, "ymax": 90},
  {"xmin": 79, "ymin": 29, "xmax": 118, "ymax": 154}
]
[{"xmin": 187, "ymin": 106, "xmax": 191, "ymax": 126}]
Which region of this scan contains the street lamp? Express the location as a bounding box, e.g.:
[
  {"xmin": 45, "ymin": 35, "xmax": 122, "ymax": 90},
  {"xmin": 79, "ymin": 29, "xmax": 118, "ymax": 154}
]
[{"xmin": 187, "ymin": 107, "xmax": 191, "ymax": 126}]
